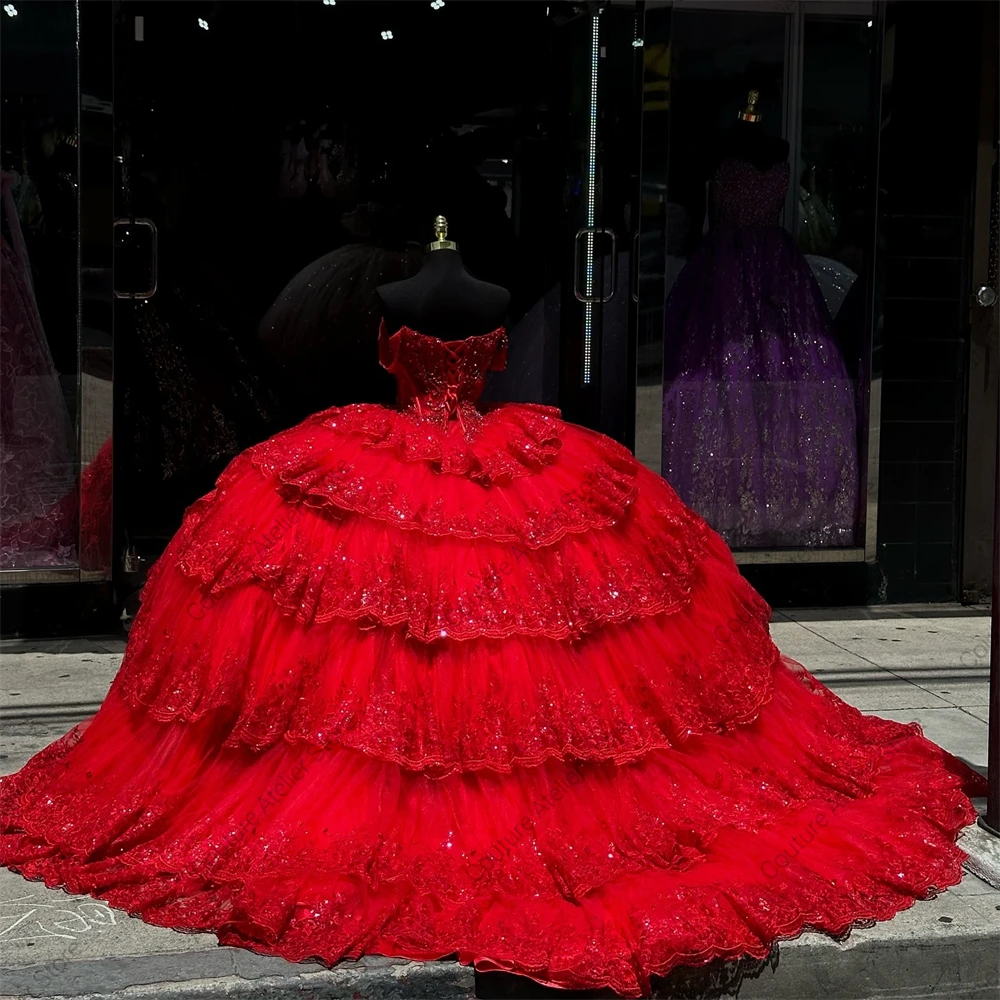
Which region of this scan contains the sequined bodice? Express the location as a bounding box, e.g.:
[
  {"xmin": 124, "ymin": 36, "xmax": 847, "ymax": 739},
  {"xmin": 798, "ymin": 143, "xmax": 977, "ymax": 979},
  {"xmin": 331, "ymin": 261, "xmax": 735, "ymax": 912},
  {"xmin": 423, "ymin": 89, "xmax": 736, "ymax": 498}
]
[
  {"xmin": 710, "ymin": 158, "xmax": 790, "ymax": 229},
  {"xmin": 378, "ymin": 321, "xmax": 507, "ymax": 423}
]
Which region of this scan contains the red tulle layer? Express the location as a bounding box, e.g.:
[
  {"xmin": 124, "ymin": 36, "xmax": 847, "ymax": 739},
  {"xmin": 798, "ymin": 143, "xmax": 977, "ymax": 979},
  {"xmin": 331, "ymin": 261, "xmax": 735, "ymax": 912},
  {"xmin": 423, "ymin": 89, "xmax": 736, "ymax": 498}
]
[
  {"xmin": 115, "ymin": 528, "xmax": 775, "ymax": 769},
  {"xmin": 258, "ymin": 400, "xmax": 572, "ymax": 488},
  {"xmin": 0, "ymin": 662, "xmax": 983, "ymax": 998},
  {"xmin": 161, "ymin": 417, "xmax": 710, "ymax": 642},
  {"xmin": 251, "ymin": 407, "xmax": 639, "ymax": 547}
]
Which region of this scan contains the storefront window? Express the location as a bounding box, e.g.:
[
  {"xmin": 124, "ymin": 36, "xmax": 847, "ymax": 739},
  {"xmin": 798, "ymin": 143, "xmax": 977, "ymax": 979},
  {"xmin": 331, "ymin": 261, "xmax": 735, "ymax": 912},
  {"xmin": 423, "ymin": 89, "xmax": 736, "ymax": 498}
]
[{"xmin": 0, "ymin": 1, "xmax": 81, "ymax": 569}]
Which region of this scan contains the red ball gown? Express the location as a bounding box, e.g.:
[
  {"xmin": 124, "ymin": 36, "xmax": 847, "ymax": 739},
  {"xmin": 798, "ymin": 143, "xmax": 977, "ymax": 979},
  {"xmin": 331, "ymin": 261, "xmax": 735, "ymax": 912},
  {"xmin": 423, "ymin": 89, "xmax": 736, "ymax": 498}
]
[{"xmin": 0, "ymin": 323, "xmax": 986, "ymax": 997}]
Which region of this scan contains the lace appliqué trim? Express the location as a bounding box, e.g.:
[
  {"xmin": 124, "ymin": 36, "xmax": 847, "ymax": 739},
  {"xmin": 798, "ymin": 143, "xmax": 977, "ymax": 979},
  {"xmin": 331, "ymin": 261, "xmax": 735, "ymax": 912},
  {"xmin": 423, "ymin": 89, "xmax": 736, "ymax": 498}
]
[
  {"xmin": 254, "ymin": 400, "xmax": 569, "ymax": 486},
  {"xmin": 114, "ymin": 569, "xmax": 777, "ymax": 766},
  {"xmin": 168, "ymin": 480, "xmax": 711, "ymax": 643},
  {"xmin": 242, "ymin": 416, "xmax": 636, "ymax": 546},
  {"xmin": 0, "ymin": 670, "xmax": 983, "ymax": 999}
]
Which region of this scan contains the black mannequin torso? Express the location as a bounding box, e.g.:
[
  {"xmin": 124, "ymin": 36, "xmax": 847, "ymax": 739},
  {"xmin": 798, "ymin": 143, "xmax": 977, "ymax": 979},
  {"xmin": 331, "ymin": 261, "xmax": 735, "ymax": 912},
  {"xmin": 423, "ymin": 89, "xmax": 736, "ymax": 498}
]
[
  {"xmin": 375, "ymin": 249, "xmax": 510, "ymax": 340},
  {"xmin": 720, "ymin": 121, "xmax": 790, "ymax": 172}
]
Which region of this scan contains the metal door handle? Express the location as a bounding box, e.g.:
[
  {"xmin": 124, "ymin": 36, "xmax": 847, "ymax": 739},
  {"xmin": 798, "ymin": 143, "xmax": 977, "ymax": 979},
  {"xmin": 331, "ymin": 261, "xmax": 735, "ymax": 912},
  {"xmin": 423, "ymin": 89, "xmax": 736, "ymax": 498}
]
[
  {"xmin": 113, "ymin": 218, "xmax": 158, "ymax": 299},
  {"xmin": 573, "ymin": 226, "xmax": 618, "ymax": 303},
  {"xmin": 630, "ymin": 229, "xmax": 640, "ymax": 303}
]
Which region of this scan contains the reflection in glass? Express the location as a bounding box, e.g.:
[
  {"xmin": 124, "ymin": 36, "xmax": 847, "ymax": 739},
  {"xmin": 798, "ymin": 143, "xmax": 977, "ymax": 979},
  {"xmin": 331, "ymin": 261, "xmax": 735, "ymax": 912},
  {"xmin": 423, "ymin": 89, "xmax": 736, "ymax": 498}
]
[
  {"xmin": 0, "ymin": 1, "xmax": 80, "ymax": 568},
  {"xmin": 79, "ymin": 438, "xmax": 113, "ymax": 572}
]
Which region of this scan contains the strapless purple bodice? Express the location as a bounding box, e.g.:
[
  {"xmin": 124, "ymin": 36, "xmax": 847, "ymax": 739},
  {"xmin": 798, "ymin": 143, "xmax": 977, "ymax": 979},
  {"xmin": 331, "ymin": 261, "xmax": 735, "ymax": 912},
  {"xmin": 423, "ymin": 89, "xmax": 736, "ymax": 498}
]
[{"xmin": 710, "ymin": 159, "xmax": 790, "ymax": 229}]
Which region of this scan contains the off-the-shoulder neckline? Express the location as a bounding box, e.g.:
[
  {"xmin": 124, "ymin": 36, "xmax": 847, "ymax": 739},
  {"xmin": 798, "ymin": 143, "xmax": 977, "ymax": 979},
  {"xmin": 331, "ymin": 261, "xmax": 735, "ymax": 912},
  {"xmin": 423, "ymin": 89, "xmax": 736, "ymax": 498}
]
[{"xmin": 379, "ymin": 320, "xmax": 506, "ymax": 349}]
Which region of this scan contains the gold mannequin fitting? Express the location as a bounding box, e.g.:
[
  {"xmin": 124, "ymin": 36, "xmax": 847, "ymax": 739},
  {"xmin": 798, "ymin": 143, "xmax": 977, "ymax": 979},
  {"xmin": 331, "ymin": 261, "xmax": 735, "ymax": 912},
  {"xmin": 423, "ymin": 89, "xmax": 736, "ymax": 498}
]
[
  {"xmin": 738, "ymin": 90, "xmax": 762, "ymax": 123},
  {"xmin": 426, "ymin": 215, "xmax": 459, "ymax": 252}
]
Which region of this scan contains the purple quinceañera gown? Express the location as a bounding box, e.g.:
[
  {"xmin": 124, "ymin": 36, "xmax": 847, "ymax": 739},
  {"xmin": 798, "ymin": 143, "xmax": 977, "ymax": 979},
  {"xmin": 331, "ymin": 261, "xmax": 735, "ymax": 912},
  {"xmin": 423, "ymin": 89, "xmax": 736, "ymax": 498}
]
[{"xmin": 661, "ymin": 159, "xmax": 859, "ymax": 549}]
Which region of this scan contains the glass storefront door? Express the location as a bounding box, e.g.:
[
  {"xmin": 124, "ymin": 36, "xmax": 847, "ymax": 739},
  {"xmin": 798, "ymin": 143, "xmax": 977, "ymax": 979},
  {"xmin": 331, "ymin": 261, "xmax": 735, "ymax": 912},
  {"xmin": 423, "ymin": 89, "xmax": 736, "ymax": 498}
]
[
  {"xmin": 634, "ymin": 0, "xmax": 881, "ymax": 564},
  {"xmin": 110, "ymin": 0, "xmax": 641, "ymax": 570}
]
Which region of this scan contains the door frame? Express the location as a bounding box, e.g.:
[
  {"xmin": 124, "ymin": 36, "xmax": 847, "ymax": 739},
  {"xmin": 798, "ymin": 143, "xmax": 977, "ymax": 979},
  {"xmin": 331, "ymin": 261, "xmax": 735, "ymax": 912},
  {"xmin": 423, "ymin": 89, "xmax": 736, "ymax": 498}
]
[{"xmin": 960, "ymin": 0, "xmax": 1000, "ymax": 603}]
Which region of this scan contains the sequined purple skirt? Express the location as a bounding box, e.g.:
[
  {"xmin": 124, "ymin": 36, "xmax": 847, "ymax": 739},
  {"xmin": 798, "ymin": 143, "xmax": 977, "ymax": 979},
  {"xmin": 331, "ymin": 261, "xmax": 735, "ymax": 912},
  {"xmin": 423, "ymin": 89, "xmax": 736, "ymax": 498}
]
[{"xmin": 662, "ymin": 225, "xmax": 859, "ymax": 549}]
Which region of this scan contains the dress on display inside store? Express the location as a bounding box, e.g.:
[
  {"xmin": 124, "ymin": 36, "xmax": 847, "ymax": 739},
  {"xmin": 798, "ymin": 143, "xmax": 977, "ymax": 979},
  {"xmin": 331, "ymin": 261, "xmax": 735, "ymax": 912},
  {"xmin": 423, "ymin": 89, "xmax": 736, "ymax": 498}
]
[
  {"xmin": 0, "ymin": 169, "xmax": 78, "ymax": 568},
  {"xmin": 0, "ymin": 218, "xmax": 985, "ymax": 998},
  {"xmin": 661, "ymin": 92, "xmax": 860, "ymax": 549}
]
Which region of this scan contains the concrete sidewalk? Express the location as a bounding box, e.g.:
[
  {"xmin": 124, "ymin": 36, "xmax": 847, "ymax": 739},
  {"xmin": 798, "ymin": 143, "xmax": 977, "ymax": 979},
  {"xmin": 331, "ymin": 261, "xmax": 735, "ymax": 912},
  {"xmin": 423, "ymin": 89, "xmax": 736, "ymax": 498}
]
[{"xmin": 0, "ymin": 606, "xmax": 997, "ymax": 999}]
